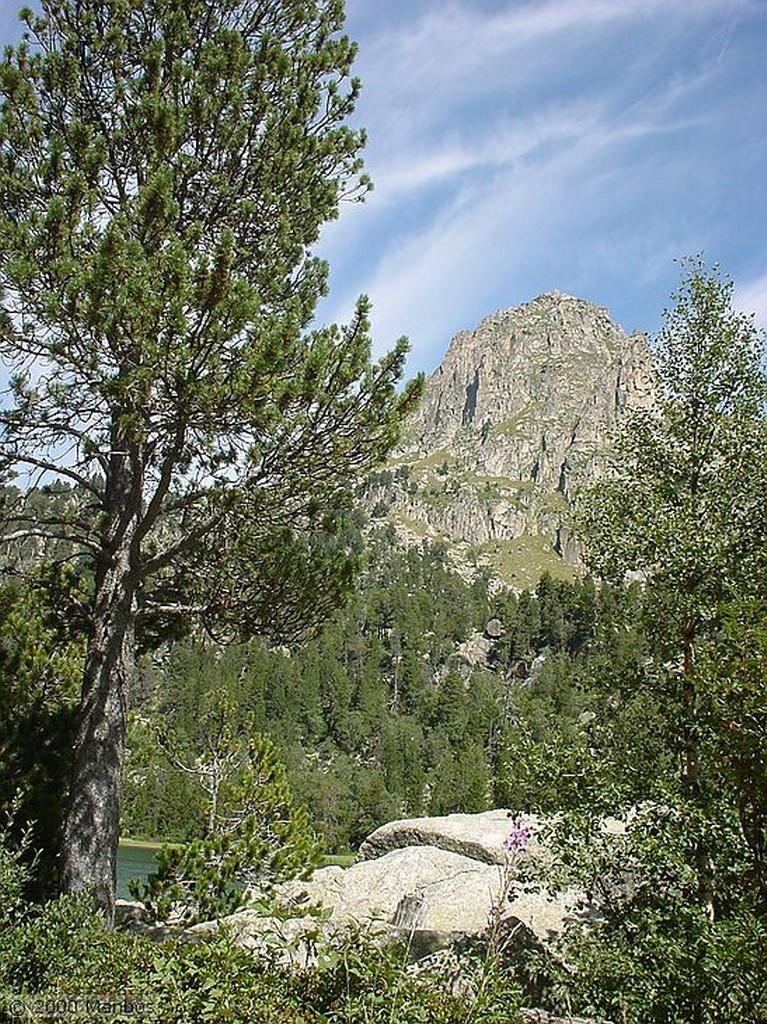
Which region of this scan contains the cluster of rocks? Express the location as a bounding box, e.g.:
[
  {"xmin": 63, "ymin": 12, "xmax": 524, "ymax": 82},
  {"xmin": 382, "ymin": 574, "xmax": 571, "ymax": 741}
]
[
  {"xmin": 118, "ymin": 808, "xmax": 617, "ymax": 1021},
  {"xmin": 188, "ymin": 810, "xmax": 583, "ymax": 962}
]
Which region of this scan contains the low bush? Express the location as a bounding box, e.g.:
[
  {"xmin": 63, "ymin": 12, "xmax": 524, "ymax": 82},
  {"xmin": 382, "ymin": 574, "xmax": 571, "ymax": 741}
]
[{"xmin": 1, "ymin": 841, "xmax": 523, "ymax": 1024}]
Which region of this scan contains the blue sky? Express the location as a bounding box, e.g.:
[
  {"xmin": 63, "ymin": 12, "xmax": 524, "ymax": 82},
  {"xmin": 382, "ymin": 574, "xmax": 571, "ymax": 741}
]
[
  {"xmin": 320, "ymin": 0, "xmax": 767, "ymax": 374},
  {"xmin": 2, "ymin": 0, "xmax": 765, "ymax": 376}
]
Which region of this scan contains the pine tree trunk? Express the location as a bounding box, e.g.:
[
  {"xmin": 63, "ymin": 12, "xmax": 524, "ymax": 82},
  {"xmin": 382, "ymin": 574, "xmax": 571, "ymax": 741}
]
[
  {"xmin": 60, "ymin": 436, "xmax": 142, "ymax": 923},
  {"xmin": 60, "ymin": 551, "xmax": 137, "ymax": 922}
]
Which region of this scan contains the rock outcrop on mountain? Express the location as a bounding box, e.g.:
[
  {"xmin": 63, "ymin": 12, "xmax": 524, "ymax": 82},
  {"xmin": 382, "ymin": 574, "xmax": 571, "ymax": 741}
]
[{"xmin": 366, "ymin": 292, "xmax": 656, "ymax": 586}]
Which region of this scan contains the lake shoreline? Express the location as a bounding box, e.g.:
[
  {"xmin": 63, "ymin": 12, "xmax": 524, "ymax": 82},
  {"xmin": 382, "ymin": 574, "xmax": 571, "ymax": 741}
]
[
  {"xmin": 119, "ymin": 837, "xmax": 164, "ymax": 851},
  {"xmin": 116, "ymin": 842, "xmax": 355, "ymax": 900}
]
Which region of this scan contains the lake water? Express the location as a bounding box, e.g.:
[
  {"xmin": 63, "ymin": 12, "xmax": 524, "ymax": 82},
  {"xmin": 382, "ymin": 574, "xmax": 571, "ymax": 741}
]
[
  {"xmin": 116, "ymin": 845, "xmax": 352, "ymax": 901},
  {"xmin": 116, "ymin": 843, "xmax": 158, "ymax": 900}
]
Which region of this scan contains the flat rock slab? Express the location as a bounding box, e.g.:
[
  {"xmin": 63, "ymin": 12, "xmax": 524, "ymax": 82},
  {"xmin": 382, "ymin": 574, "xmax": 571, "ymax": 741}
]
[
  {"xmin": 358, "ymin": 808, "xmax": 544, "ymax": 865},
  {"xmin": 205, "ymin": 810, "xmax": 619, "ymax": 957},
  {"xmin": 236, "ymin": 844, "xmax": 578, "ymax": 944},
  {"xmin": 284, "ymin": 846, "xmax": 499, "ymax": 933}
]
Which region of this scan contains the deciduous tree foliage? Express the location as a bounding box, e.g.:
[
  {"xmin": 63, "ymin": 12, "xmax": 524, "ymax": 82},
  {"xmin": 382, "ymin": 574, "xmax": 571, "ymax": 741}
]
[
  {"xmin": 578, "ymin": 259, "xmax": 767, "ymax": 910},
  {"xmin": 701, "ymin": 598, "xmax": 767, "ymax": 910},
  {"xmin": 0, "ymin": 0, "xmax": 420, "ymax": 917}
]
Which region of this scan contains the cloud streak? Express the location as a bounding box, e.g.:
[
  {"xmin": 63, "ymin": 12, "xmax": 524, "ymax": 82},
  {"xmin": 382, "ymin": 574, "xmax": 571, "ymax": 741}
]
[
  {"xmin": 734, "ymin": 273, "xmax": 767, "ymax": 330},
  {"xmin": 318, "ymin": 0, "xmax": 767, "ymax": 373},
  {"xmin": 1, "ymin": 1, "xmax": 764, "ymax": 372}
]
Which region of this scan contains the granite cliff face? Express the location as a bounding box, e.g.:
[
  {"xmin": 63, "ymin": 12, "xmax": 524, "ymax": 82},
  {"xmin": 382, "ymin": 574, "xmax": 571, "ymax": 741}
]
[{"xmin": 366, "ymin": 292, "xmax": 656, "ymax": 586}]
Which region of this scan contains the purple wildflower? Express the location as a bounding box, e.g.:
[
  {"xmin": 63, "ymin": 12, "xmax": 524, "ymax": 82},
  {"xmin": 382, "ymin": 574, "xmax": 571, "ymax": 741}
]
[{"xmin": 503, "ymin": 817, "xmax": 531, "ymax": 855}]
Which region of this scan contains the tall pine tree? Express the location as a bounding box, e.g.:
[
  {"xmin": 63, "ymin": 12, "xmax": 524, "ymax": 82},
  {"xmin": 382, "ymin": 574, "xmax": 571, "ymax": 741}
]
[{"xmin": 0, "ymin": 0, "xmax": 420, "ymax": 918}]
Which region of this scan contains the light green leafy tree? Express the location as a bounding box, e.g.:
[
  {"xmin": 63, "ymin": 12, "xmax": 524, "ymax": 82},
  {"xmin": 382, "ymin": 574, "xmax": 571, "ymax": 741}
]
[
  {"xmin": 700, "ymin": 598, "xmax": 767, "ymax": 911},
  {"xmin": 0, "ymin": 0, "xmax": 420, "ymax": 919},
  {"xmin": 578, "ymin": 259, "xmax": 767, "ymax": 910}
]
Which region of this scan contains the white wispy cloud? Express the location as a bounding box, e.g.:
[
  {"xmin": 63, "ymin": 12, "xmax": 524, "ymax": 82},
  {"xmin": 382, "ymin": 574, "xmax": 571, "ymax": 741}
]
[
  {"xmin": 323, "ymin": 118, "xmax": 654, "ymax": 366},
  {"xmin": 319, "ymin": 0, "xmax": 767, "ymax": 373},
  {"xmin": 321, "ymin": 66, "xmax": 726, "ymax": 366},
  {"xmin": 734, "ymin": 273, "xmax": 767, "ymax": 331},
  {"xmin": 356, "ymin": 0, "xmax": 756, "ymax": 125},
  {"xmin": 370, "ymin": 106, "xmax": 594, "ymax": 201},
  {"xmin": 4, "ymin": 1, "xmax": 759, "ymax": 379}
]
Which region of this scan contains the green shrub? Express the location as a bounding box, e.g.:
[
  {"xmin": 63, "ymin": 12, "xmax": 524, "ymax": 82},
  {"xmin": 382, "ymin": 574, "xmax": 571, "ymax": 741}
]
[
  {"xmin": 0, "ymin": 833, "xmax": 30, "ymax": 927},
  {"xmin": 131, "ymin": 736, "xmax": 322, "ymax": 924},
  {"xmin": 523, "ymin": 804, "xmax": 767, "ymax": 1023},
  {"xmin": 6, "ymin": 920, "xmax": 524, "ymax": 1024},
  {"xmin": 0, "ymin": 893, "xmax": 104, "ymax": 993}
]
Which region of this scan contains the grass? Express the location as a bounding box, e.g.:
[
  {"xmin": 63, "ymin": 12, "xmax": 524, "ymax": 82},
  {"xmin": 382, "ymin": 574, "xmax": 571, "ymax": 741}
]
[
  {"xmin": 488, "ymin": 404, "xmax": 535, "ymax": 438},
  {"xmin": 472, "ymin": 536, "xmax": 578, "ymax": 590},
  {"xmin": 321, "ymin": 853, "xmax": 356, "ymax": 869},
  {"xmin": 119, "ymin": 838, "xmax": 355, "ymax": 870},
  {"xmin": 390, "ymin": 514, "xmax": 432, "ymax": 539},
  {"xmin": 119, "ymin": 837, "xmax": 164, "ymax": 851}
]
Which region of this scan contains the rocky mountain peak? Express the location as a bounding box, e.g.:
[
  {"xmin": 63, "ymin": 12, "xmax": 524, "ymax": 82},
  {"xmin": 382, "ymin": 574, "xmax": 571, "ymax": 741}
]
[
  {"xmin": 411, "ymin": 292, "xmax": 653, "ymax": 451},
  {"xmin": 367, "ymin": 294, "xmax": 656, "ymax": 588}
]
